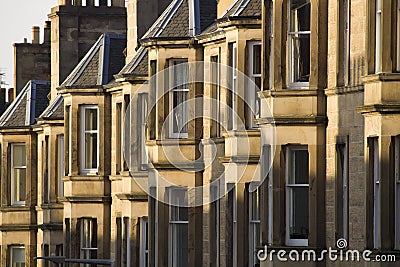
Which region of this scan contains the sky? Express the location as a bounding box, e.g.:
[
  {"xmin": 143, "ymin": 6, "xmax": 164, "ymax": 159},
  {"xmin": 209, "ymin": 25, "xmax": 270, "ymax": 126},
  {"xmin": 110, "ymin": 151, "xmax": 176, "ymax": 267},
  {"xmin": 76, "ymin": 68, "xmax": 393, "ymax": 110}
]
[{"xmin": 0, "ymin": 0, "xmax": 57, "ymax": 87}]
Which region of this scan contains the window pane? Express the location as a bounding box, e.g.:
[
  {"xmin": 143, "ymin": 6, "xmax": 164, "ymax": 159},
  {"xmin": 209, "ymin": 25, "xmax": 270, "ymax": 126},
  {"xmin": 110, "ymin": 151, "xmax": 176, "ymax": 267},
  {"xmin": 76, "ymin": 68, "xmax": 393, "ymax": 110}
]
[
  {"xmin": 173, "ymin": 62, "xmax": 189, "ymax": 90},
  {"xmin": 170, "ymin": 189, "xmax": 188, "ymax": 221},
  {"xmin": 290, "ymin": 0, "xmax": 311, "ymax": 32},
  {"xmin": 13, "ymin": 145, "xmax": 26, "ymax": 166},
  {"xmin": 289, "ymin": 186, "xmax": 309, "ymax": 239},
  {"xmin": 11, "ymin": 247, "xmax": 25, "ymax": 266},
  {"xmin": 290, "ymin": 34, "xmax": 310, "ymax": 83},
  {"xmin": 173, "ymin": 91, "xmax": 189, "ymax": 134},
  {"xmin": 289, "ymin": 149, "xmax": 309, "ymax": 184},
  {"xmin": 13, "ymin": 168, "xmax": 26, "ymax": 202},
  {"xmin": 171, "ymin": 223, "xmax": 188, "ymax": 267},
  {"xmin": 85, "ymin": 133, "xmax": 98, "ymax": 169},
  {"xmin": 253, "ymin": 45, "xmax": 261, "ymax": 75},
  {"xmin": 85, "ymin": 109, "xmax": 98, "ymax": 131}
]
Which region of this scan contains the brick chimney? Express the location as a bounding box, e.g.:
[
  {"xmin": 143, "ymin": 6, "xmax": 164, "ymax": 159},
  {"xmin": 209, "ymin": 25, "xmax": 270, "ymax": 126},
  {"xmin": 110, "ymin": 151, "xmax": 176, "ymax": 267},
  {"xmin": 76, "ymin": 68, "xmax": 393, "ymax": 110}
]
[{"xmin": 44, "ymin": 21, "xmax": 51, "ymax": 44}]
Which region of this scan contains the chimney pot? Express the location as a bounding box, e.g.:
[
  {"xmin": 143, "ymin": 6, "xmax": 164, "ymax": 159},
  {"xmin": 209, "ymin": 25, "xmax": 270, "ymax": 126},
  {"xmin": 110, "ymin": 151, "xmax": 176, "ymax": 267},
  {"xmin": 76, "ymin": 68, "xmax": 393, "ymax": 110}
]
[
  {"xmin": 87, "ymin": 0, "xmax": 95, "ymax": 6},
  {"xmin": 32, "ymin": 26, "xmax": 40, "ymax": 44},
  {"xmin": 24, "ymin": 38, "xmax": 28, "ymax": 43},
  {"xmin": 44, "ymin": 22, "xmax": 51, "ymax": 43}
]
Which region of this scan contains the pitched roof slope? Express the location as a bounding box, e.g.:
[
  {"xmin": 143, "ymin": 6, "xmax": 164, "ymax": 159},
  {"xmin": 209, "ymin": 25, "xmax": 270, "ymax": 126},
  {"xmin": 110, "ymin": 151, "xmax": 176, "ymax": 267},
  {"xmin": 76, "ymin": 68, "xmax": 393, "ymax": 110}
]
[
  {"xmin": 39, "ymin": 94, "xmax": 64, "ymax": 120},
  {"xmin": 142, "ymin": 0, "xmax": 217, "ymax": 40},
  {"xmin": 60, "ymin": 34, "xmax": 127, "ymax": 88},
  {"xmin": 200, "ymin": 0, "xmax": 261, "ymax": 35},
  {"xmin": 0, "ymin": 80, "xmax": 50, "ymax": 128},
  {"xmin": 118, "ymin": 47, "xmax": 148, "ymax": 77}
]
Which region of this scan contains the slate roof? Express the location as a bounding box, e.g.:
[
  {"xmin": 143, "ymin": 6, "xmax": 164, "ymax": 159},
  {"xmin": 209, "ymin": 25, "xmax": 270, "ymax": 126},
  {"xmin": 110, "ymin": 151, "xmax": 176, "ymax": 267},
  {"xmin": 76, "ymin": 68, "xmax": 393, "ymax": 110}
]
[
  {"xmin": 0, "ymin": 80, "xmax": 50, "ymax": 128},
  {"xmin": 200, "ymin": 0, "xmax": 261, "ymax": 36},
  {"xmin": 141, "ymin": 0, "xmax": 217, "ymax": 40},
  {"xmin": 221, "ymin": 0, "xmax": 261, "ymax": 18},
  {"xmin": 118, "ymin": 47, "xmax": 148, "ymax": 77},
  {"xmin": 39, "ymin": 94, "xmax": 64, "ymax": 120},
  {"xmin": 60, "ymin": 34, "xmax": 127, "ymax": 88}
]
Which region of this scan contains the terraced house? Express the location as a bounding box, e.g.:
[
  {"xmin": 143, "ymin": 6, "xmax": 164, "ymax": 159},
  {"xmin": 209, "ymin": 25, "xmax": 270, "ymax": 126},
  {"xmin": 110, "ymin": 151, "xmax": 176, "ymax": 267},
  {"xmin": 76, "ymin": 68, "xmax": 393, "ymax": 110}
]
[{"xmin": 1, "ymin": 0, "xmax": 400, "ymax": 266}]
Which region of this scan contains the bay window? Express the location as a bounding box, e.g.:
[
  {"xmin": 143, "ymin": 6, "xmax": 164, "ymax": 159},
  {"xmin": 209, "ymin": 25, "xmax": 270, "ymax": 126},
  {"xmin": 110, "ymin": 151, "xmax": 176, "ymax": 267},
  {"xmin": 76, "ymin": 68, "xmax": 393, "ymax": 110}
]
[
  {"xmin": 57, "ymin": 135, "xmax": 64, "ymax": 198},
  {"xmin": 11, "ymin": 143, "xmax": 26, "ymax": 205},
  {"xmin": 286, "ymin": 146, "xmax": 309, "ymax": 246},
  {"xmin": 288, "ymin": 0, "xmax": 310, "ymax": 87},
  {"xmin": 375, "ymin": 0, "xmax": 382, "ymax": 73},
  {"xmin": 139, "ymin": 93, "xmax": 148, "ymax": 170},
  {"xmin": 336, "ymin": 142, "xmax": 349, "ymax": 240},
  {"xmin": 249, "ymin": 183, "xmax": 261, "ymax": 267},
  {"xmin": 80, "ymin": 105, "xmax": 99, "ymax": 174},
  {"xmin": 229, "ymin": 43, "xmax": 237, "ymax": 130},
  {"xmin": 139, "ymin": 217, "xmax": 149, "ymax": 267},
  {"xmin": 262, "ymin": 145, "xmax": 273, "ymax": 244},
  {"xmin": 169, "ymin": 59, "xmax": 189, "ymax": 138},
  {"xmin": 168, "ymin": 187, "xmax": 188, "ymax": 267},
  {"xmin": 79, "ymin": 218, "xmax": 97, "ymax": 266},
  {"xmin": 10, "ymin": 246, "xmax": 25, "ymax": 267},
  {"xmin": 248, "ymin": 41, "xmax": 261, "ymax": 128},
  {"xmin": 370, "ymin": 137, "xmax": 380, "ymax": 249}
]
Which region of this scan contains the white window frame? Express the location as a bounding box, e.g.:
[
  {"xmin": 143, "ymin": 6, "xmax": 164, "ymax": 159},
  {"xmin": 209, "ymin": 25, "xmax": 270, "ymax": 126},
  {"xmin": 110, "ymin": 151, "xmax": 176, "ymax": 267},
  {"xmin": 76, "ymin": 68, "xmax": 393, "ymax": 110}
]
[
  {"xmin": 57, "ymin": 135, "xmax": 65, "ymax": 198},
  {"xmin": 80, "ymin": 105, "xmax": 99, "ymax": 175},
  {"xmin": 10, "ymin": 246, "xmax": 25, "ymax": 267},
  {"xmin": 395, "ymin": 136, "xmax": 400, "ymax": 249},
  {"xmin": 139, "ymin": 93, "xmax": 149, "ymax": 170},
  {"xmin": 139, "ymin": 217, "xmax": 149, "ymax": 267},
  {"xmin": 375, "ymin": 0, "xmax": 382, "ymax": 73},
  {"xmin": 231, "ymin": 43, "xmax": 237, "ymax": 130},
  {"xmin": 287, "ymin": 0, "xmax": 311, "ymax": 88},
  {"xmin": 211, "ymin": 55, "xmax": 221, "ymax": 137},
  {"xmin": 248, "ymin": 41, "xmax": 262, "ymax": 129},
  {"xmin": 80, "ymin": 218, "xmax": 97, "ymax": 266},
  {"xmin": 168, "ymin": 187, "xmax": 188, "ymax": 267},
  {"xmin": 169, "ymin": 59, "xmax": 189, "ymax": 139},
  {"xmin": 285, "ymin": 146, "xmax": 309, "ymax": 246},
  {"xmin": 11, "ymin": 143, "xmax": 26, "ymax": 206},
  {"xmin": 249, "ymin": 182, "xmax": 261, "ymax": 267},
  {"xmin": 67, "ymin": 105, "xmax": 72, "ymax": 175}
]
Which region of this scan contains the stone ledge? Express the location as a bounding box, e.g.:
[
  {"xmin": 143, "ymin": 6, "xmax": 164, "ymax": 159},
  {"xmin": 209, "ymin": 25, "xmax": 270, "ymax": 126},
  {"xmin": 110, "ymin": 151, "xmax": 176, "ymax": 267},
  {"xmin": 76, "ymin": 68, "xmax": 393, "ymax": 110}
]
[{"xmin": 357, "ymin": 104, "xmax": 400, "ymax": 115}]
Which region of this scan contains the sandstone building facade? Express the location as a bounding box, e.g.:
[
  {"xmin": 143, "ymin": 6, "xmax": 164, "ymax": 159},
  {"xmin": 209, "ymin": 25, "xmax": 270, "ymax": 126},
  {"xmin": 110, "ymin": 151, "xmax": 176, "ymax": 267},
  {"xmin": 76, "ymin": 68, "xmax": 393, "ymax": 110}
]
[{"xmin": 0, "ymin": 0, "xmax": 399, "ymax": 266}]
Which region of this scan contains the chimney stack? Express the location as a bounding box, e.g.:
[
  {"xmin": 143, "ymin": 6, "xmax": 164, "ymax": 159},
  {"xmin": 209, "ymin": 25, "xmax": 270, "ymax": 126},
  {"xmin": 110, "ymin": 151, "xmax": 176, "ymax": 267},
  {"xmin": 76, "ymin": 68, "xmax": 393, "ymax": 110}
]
[
  {"xmin": 44, "ymin": 21, "xmax": 51, "ymax": 43},
  {"xmin": 99, "ymin": 0, "xmax": 108, "ymax": 6},
  {"xmin": 87, "ymin": 0, "xmax": 95, "ymax": 6},
  {"xmin": 32, "ymin": 26, "xmax": 40, "ymax": 44}
]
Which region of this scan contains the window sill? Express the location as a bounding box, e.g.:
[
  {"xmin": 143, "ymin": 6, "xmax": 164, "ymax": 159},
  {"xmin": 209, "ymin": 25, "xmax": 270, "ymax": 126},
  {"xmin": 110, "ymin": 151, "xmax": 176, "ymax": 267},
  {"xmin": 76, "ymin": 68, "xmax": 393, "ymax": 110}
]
[{"xmin": 362, "ymin": 72, "xmax": 400, "ymax": 84}]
